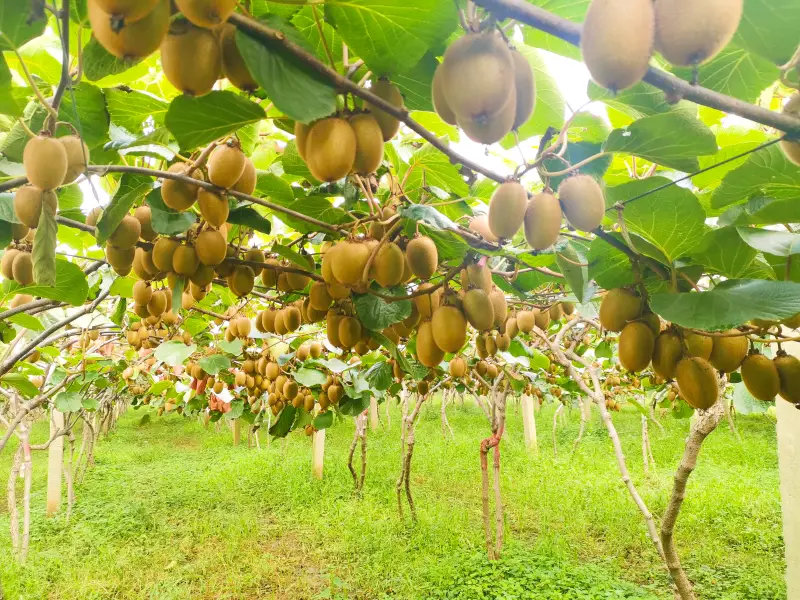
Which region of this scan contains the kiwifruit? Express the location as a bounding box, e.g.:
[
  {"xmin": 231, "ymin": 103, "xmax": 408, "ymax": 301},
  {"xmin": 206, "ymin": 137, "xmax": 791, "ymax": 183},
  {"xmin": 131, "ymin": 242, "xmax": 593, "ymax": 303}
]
[
  {"xmin": 328, "ymin": 281, "xmax": 350, "ymax": 301},
  {"xmin": 93, "ymin": 0, "xmax": 160, "ymax": 22},
  {"xmin": 654, "ymin": 0, "xmax": 743, "ymax": 67},
  {"xmin": 432, "ymin": 68, "xmax": 457, "ymax": 126},
  {"xmin": 259, "ymin": 258, "xmax": 278, "ymax": 288},
  {"xmin": 675, "ymin": 357, "xmax": 719, "ymax": 409},
  {"xmin": 197, "ymin": 189, "xmax": 229, "ymax": 227},
  {"xmin": 192, "ymin": 229, "xmax": 225, "ymax": 266},
  {"xmin": 294, "ymin": 122, "xmax": 311, "ymax": 160},
  {"xmin": 740, "ymin": 353, "xmax": 780, "ymax": 401},
  {"xmin": 640, "ymin": 312, "xmax": 661, "ymax": 334},
  {"xmin": 218, "ymin": 23, "xmax": 258, "ymax": 92},
  {"xmin": 462, "ymin": 263, "xmax": 492, "ymax": 293},
  {"xmin": 468, "ymin": 214, "xmax": 500, "ymax": 243},
  {"xmin": 331, "ymin": 240, "xmax": 370, "ymax": 286},
  {"xmin": 310, "ymin": 341, "xmax": 323, "ymax": 358},
  {"xmin": 10, "ymin": 294, "xmax": 33, "ymax": 308},
  {"xmin": 58, "ymin": 135, "xmax": 90, "ymax": 184},
  {"xmin": 779, "ymin": 94, "xmax": 800, "ymax": 167},
  {"xmin": 533, "ymin": 307, "xmax": 550, "ymax": 331},
  {"xmin": 132, "ymin": 247, "xmax": 157, "ymax": 280},
  {"xmin": 283, "ymin": 306, "xmax": 301, "ymax": 332},
  {"xmin": 485, "ymin": 334, "xmax": 498, "ymax": 356},
  {"xmin": 236, "ymin": 316, "xmax": 252, "ymax": 338},
  {"xmin": 228, "ymin": 265, "xmax": 254, "ymax": 296},
  {"xmin": 558, "ymin": 175, "xmax": 605, "ymax": 232},
  {"xmin": 549, "ymin": 303, "xmax": 564, "ymax": 322},
  {"xmin": 162, "ymin": 163, "xmax": 203, "ymax": 211},
  {"xmin": 172, "ymin": 244, "xmax": 199, "ymax": 276},
  {"xmin": 108, "ymin": 215, "xmax": 141, "ymax": 249},
  {"xmin": 416, "ymin": 320, "xmax": 445, "ymax": 368},
  {"xmin": 152, "ymin": 237, "xmax": 179, "ymax": 272},
  {"xmin": 364, "ymin": 79, "xmax": 403, "ymax": 141},
  {"xmin": 86, "ymin": 207, "xmax": 103, "ymax": 227},
  {"xmin": 161, "ymin": 21, "xmax": 221, "ymax": 97},
  {"xmin": 432, "ymin": 305, "xmax": 467, "ymax": 353},
  {"xmin": 133, "ymin": 205, "xmax": 157, "ymax": 241},
  {"xmin": 682, "ymin": 331, "xmax": 713, "ymax": 359},
  {"xmin": 11, "ymin": 223, "xmax": 29, "ymax": 240},
  {"xmin": 89, "ymin": 0, "xmax": 170, "ymax": 59},
  {"xmin": 581, "ymin": 0, "xmax": 654, "ymax": 91},
  {"xmin": 496, "ymin": 332, "xmax": 511, "ymax": 352},
  {"xmin": 463, "ymin": 288, "xmax": 495, "ymax": 331},
  {"xmin": 338, "ymin": 316, "xmax": 362, "ymax": 349},
  {"xmin": 232, "ymin": 157, "xmax": 257, "ymax": 195},
  {"xmin": 708, "ymin": 331, "xmax": 748, "ymax": 373},
  {"xmin": 305, "ymin": 118, "xmax": 357, "ymax": 182},
  {"xmin": 190, "ymin": 263, "xmax": 215, "ymax": 287},
  {"xmin": 783, "ymin": 311, "xmax": 800, "ymax": 330},
  {"xmin": 13, "ymin": 186, "xmax": 56, "ymax": 228},
  {"xmin": 105, "ymin": 243, "xmax": 135, "ymax": 272},
  {"xmin": 459, "ymin": 89, "xmax": 516, "ymax": 145},
  {"xmin": 510, "ymin": 49, "xmax": 535, "ymax": 129},
  {"xmin": 449, "ymin": 356, "xmax": 467, "ymax": 378},
  {"xmin": 516, "ymin": 310, "xmax": 535, "ymax": 333},
  {"xmin": 326, "ymin": 310, "xmax": 342, "ymax": 347},
  {"xmin": 488, "ymin": 181, "xmax": 527, "ymax": 240},
  {"xmin": 174, "ymin": 0, "xmax": 236, "ymax": 28},
  {"xmin": 524, "ymin": 191, "xmax": 562, "ymax": 250},
  {"xmin": 133, "ymin": 303, "xmax": 150, "ymax": 319},
  {"xmin": 147, "ymin": 290, "xmax": 168, "ymax": 317},
  {"xmin": 349, "ymin": 114, "xmax": 384, "ymax": 174},
  {"xmin": 23, "ymin": 135, "xmax": 68, "ymax": 191},
  {"xmin": 489, "ymin": 289, "xmax": 508, "ymax": 328},
  {"xmin": 406, "ymin": 236, "xmax": 438, "ymax": 280},
  {"xmin": 11, "ymin": 252, "xmax": 33, "ymax": 286},
  {"xmin": 506, "ymin": 317, "xmax": 519, "ymax": 339},
  {"xmin": 651, "ymin": 330, "xmax": 683, "ymax": 379},
  {"xmin": 1, "ymin": 249, "xmax": 20, "ymax": 280},
  {"xmin": 373, "ymin": 242, "xmax": 405, "ymax": 288},
  {"xmin": 328, "ymin": 384, "xmax": 344, "ymax": 404},
  {"xmin": 774, "ymin": 353, "xmax": 800, "ymax": 404},
  {"xmin": 414, "ymin": 283, "xmax": 442, "ymax": 319},
  {"xmin": 599, "ymin": 288, "xmax": 642, "ymax": 332},
  {"xmin": 440, "ymin": 32, "xmax": 515, "ymax": 122},
  {"xmin": 208, "ymin": 143, "xmax": 246, "ymax": 189}
]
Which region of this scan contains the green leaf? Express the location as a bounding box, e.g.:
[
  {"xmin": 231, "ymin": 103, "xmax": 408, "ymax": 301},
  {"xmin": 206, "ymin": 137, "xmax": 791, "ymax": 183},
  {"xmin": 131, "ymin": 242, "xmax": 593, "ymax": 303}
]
[
  {"xmin": 588, "ymin": 236, "xmax": 635, "ymax": 290},
  {"xmin": 291, "ymin": 6, "xmax": 344, "ymax": 67},
  {"xmin": 110, "ymin": 297, "xmax": 126, "ymax": 326},
  {"xmin": 1, "ymin": 373, "xmax": 38, "ymax": 398},
  {"xmin": 325, "ymin": 0, "xmax": 457, "ymax": 75},
  {"xmin": 603, "ymin": 113, "xmax": 717, "ymax": 172},
  {"xmin": 595, "ymin": 341, "xmax": 613, "ymax": 360},
  {"xmin": 144, "ymin": 188, "xmax": 196, "ymax": 236},
  {"xmin": 733, "ymin": 381, "xmax": 772, "ymax": 414},
  {"xmin": 691, "ymin": 227, "xmax": 756, "ymax": 278},
  {"xmin": 8, "ymin": 312, "xmax": 44, "ymax": 331},
  {"xmin": 650, "ymin": 279, "xmax": 800, "ymax": 331},
  {"xmin": 588, "ymin": 81, "xmax": 692, "ymax": 121},
  {"xmin": 0, "ymin": 0, "xmax": 47, "ymax": 50},
  {"xmin": 0, "ymin": 56, "xmax": 23, "ymax": 118},
  {"xmin": 95, "ymin": 173, "xmax": 153, "ymax": 245},
  {"xmin": 148, "ymin": 380, "xmax": 173, "ymax": 395},
  {"xmin": 59, "ymin": 83, "xmax": 110, "ymax": 150},
  {"xmin": 718, "ymin": 196, "xmax": 800, "ymax": 227},
  {"xmin": 165, "ymin": 91, "xmax": 265, "ymax": 150},
  {"xmin": 522, "ymin": 0, "xmax": 588, "ymax": 61},
  {"xmin": 608, "ymin": 178, "xmax": 707, "ymax": 263},
  {"xmin": 556, "ymin": 243, "xmax": 591, "ymax": 303},
  {"xmin": 294, "ymin": 367, "xmax": 327, "ymax": 387},
  {"xmin": 711, "ymin": 144, "xmax": 800, "ymax": 210},
  {"xmin": 392, "ymin": 53, "xmax": 437, "ymax": 112},
  {"xmin": 540, "ymin": 141, "xmax": 611, "ymax": 189},
  {"xmin": 737, "ymin": 227, "xmax": 800, "ymax": 257},
  {"xmin": 82, "ymin": 37, "xmax": 142, "ymax": 81},
  {"xmin": 154, "ymin": 341, "xmax": 196, "ymax": 367},
  {"xmin": 236, "ymin": 24, "xmax": 335, "ymax": 123},
  {"xmin": 171, "ymin": 276, "xmax": 184, "ymax": 314},
  {"xmin": 365, "ymin": 361, "xmax": 393, "ymax": 391},
  {"xmin": 4, "ymin": 258, "xmax": 89, "ymax": 306},
  {"xmin": 81, "ymin": 396, "xmax": 99, "ymax": 411},
  {"xmin": 32, "ymin": 201, "xmax": 57, "ymax": 287},
  {"xmin": 54, "ymin": 391, "xmax": 82, "ymax": 413},
  {"xmin": 219, "ymin": 338, "xmax": 243, "ymax": 355},
  {"xmin": 312, "ymin": 410, "xmax": 333, "ymax": 430},
  {"xmin": 339, "ymin": 394, "xmax": 371, "ymax": 416},
  {"xmin": 353, "ymin": 288, "xmax": 412, "ymax": 330},
  {"xmin": 225, "ymin": 399, "xmax": 244, "ymax": 420},
  {"xmin": 397, "ymin": 144, "xmax": 469, "ymax": 201},
  {"xmin": 105, "ymin": 88, "xmax": 168, "ymax": 132},
  {"xmin": 198, "ymin": 354, "xmax": 231, "ymax": 376},
  {"xmin": 269, "ymin": 405, "xmax": 297, "ymax": 438},
  {"xmin": 734, "ymin": 0, "xmax": 800, "ymax": 65},
  {"xmin": 227, "ymin": 206, "xmax": 272, "ymax": 235}
]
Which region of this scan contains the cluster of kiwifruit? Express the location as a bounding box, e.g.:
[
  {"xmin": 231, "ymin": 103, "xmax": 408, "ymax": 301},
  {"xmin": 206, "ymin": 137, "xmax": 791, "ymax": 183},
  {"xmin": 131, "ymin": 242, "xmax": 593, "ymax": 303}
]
[
  {"xmin": 1, "ymin": 245, "xmax": 35, "ymax": 287},
  {"xmin": 123, "ymin": 314, "xmax": 184, "ymax": 351},
  {"xmin": 432, "ymin": 31, "xmax": 534, "ymax": 144},
  {"xmin": 601, "ymin": 287, "xmax": 800, "ymax": 409},
  {"xmin": 581, "ymin": 0, "xmax": 743, "ymax": 92},
  {"xmin": 294, "ymin": 79, "xmax": 404, "ymax": 182},
  {"xmin": 516, "ymin": 301, "xmax": 575, "ymax": 334},
  {"xmin": 470, "ymin": 177, "xmax": 605, "ymax": 248}
]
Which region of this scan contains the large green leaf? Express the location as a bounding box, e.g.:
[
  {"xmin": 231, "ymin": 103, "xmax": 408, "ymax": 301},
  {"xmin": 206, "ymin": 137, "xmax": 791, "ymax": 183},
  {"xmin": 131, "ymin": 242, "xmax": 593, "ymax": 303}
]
[
  {"xmin": 59, "ymin": 83, "xmax": 110, "ymax": 150},
  {"xmin": 650, "ymin": 280, "xmax": 800, "ymax": 330},
  {"xmin": 555, "ymin": 242, "xmax": 591, "ymax": 303},
  {"xmin": 269, "ymin": 405, "xmax": 296, "ymax": 438},
  {"xmin": 0, "ymin": 0, "xmax": 47, "ymax": 50},
  {"xmin": 4, "ymin": 259, "xmax": 89, "ymax": 306},
  {"xmin": 587, "ymin": 81, "xmax": 693, "ymax": 121},
  {"xmin": 522, "ymin": 0, "xmax": 588, "ymax": 61},
  {"xmin": 145, "ymin": 189, "xmax": 196, "ymax": 235},
  {"xmin": 392, "ymin": 53, "xmax": 437, "ymax": 112},
  {"xmin": 165, "ymin": 91, "xmax": 266, "ymax": 150},
  {"xmin": 397, "ymin": 144, "xmax": 469, "ymax": 201},
  {"xmin": 353, "ymin": 288, "xmax": 412, "ymax": 330},
  {"xmin": 603, "ymin": 113, "xmax": 717, "ymax": 172},
  {"xmin": 95, "ymin": 173, "xmax": 153, "ymax": 245},
  {"xmin": 691, "ymin": 227, "xmax": 756, "ymax": 278},
  {"xmin": 587, "ymin": 236, "xmax": 635, "ymax": 290},
  {"xmin": 718, "ymin": 196, "xmax": 800, "ymax": 227},
  {"xmin": 227, "ymin": 206, "xmax": 272, "ymax": 235},
  {"xmin": 290, "ymin": 6, "xmax": 344, "ymax": 68},
  {"xmin": 198, "ymin": 354, "xmax": 231, "ymax": 376},
  {"xmin": 0, "ymin": 56, "xmax": 23, "ymax": 118},
  {"xmin": 236, "ymin": 22, "xmax": 336, "ymax": 124},
  {"xmin": 2, "ymin": 373, "xmax": 38, "ymax": 398},
  {"xmin": 737, "ymin": 227, "xmax": 800, "ymax": 257},
  {"xmin": 82, "ymin": 37, "xmax": 142, "ymax": 81},
  {"xmin": 55, "ymin": 391, "xmax": 82, "ymax": 413},
  {"xmin": 32, "ymin": 202, "xmax": 57, "ymax": 287},
  {"xmin": 154, "ymin": 341, "xmax": 197, "ymax": 367},
  {"xmin": 734, "ymin": 0, "xmax": 800, "ymax": 65},
  {"xmin": 293, "ymin": 367, "xmax": 327, "ymax": 387},
  {"xmin": 711, "ymin": 144, "xmax": 800, "ymax": 209},
  {"xmin": 325, "ymin": 0, "xmax": 458, "ymax": 75},
  {"xmin": 607, "ymin": 178, "xmax": 707, "ymax": 263},
  {"xmin": 105, "ymin": 88, "xmax": 168, "ymax": 132}
]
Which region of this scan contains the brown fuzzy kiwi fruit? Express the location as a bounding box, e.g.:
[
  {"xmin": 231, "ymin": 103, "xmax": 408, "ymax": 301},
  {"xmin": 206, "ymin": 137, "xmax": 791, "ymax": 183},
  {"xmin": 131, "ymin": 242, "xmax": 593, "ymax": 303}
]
[
  {"xmin": 12, "ymin": 252, "xmax": 33, "ymax": 286},
  {"xmin": 59, "ymin": 136, "xmax": 90, "ymax": 184},
  {"xmin": 432, "ymin": 305, "xmax": 467, "ymax": 353},
  {"xmin": 440, "ymin": 32, "xmax": 515, "ymax": 122},
  {"xmin": 174, "ymin": 0, "xmax": 236, "ymax": 28},
  {"xmin": 364, "ymin": 79, "xmax": 403, "ymax": 141},
  {"xmin": 309, "ymin": 281, "xmax": 333, "ymax": 311},
  {"xmin": 260, "ymin": 258, "xmax": 279, "ymax": 288},
  {"xmin": 561, "ymin": 302, "xmax": 575, "ymax": 316},
  {"xmin": 326, "ymin": 311, "xmax": 342, "ymax": 347},
  {"xmin": 459, "ymin": 89, "xmax": 516, "ymax": 145},
  {"xmin": 89, "ymin": 0, "xmax": 170, "ymax": 59},
  {"xmin": 133, "ymin": 280, "xmax": 153, "ymax": 305},
  {"xmin": 489, "ymin": 289, "xmax": 508, "ymax": 328},
  {"xmin": 496, "ymin": 332, "xmax": 511, "ymax": 352},
  {"xmin": 683, "ymin": 331, "xmax": 713, "ymax": 359},
  {"xmin": 652, "ymin": 330, "xmax": 683, "ymax": 379},
  {"xmin": 132, "ymin": 247, "xmax": 157, "ymax": 280},
  {"xmin": 172, "ymin": 244, "xmax": 199, "ymax": 276},
  {"xmin": 195, "ymin": 229, "xmax": 227, "ymax": 266},
  {"xmin": 524, "ymin": 191, "xmax": 562, "ymax": 250},
  {"xmin": 432, "ymin": 68, "xmax": 457, "ymax": 126},
  {"xmin": 23, "ymin": 135, "xmax": 68, "ymax": 191},
  {"xmin": 197, "ymin": 189, "xmax": 229, "ymax": 227},
  {"xmin": 105, "ymin": 243, "xmax": 135, "ymax": 273},
  {"xmin": 218, "ymin": 23, "xmax": 257, "ymax": 92},
  {"xmin": 161, "ymin": 22, "xmax": 221, "ymax": 97},
  {"xmin": 109, "ymin": 215, "xmax": 142, "ymax": 249},
  {"xmin": 11, "ymin": 223, "xmax": 30, "ymax": 240},
  {"xmin": 533, "ymin": 307, "xmax": 550, "ymax": 331},
  {"xmin": 294, "ymin": 122, "xmax": 311, "ymax": 161},
  {"xmin": 640, "ymin": 312, "xmax": 661, "ymax": 335},
  {"xmin": 506, "ymin": 317, "xmax": 519, "ymax": 339},
  {"xmin": 232, "ymin": 157, "xmax": 256, "ymax": 195},
  {"xmin": 373, "ymin": 242, "xmax": 405, "ymax": 288},
  {"xmin": 147, "ymin": 290, "xmax": 168, "ymax": 317},
  {"xmin": 349, "ymin": 113, "xmax": 384, "ymax": 174},
  {"xmin": 10, "ymin": 294, "xmax": 33, "ymax": 308},
  {"xmin": 208, "ymin": 143, "xmax": 246, "ymax": 189},
  {"xmin": 449, "ymin": 356, "xmax": 467, "ymax": 378},
  {"xmin": 331, "ymin": 240, "xmax": 370, "ymax": 286},
  {"xmin": 416, "ymin": 320, "xmax": 445, "ymax": 368},
  {"xmin": 463, "ymin": 263, "xmax": 492, "ymax": 293},
  {"xmin": 485, "ymin": 335, "xmax": 497, "ymax": 356},
  {"xmin": 338, "ymin": 316, "xmax": 362, "ymax": 348},
  {"xmin": 283, "ymin": 306, "xmax": 302, "ymax": 332},
  {"xmin": 675, "ymin": 357, "xmax": 719, "ymax": 409},
  {"xmin": 191, "ymin": 264, "xmax": 215, "ymax": 287},
  {"xmin": 510, "ymin": 49, "xmax": 535, "ymax": 129},
  {"xmin": 162, "ymin": 163, "xmax": 203, "ymax": 211},
  {"xmin": 86, "ymin": 207, "xmax": 103, "ymax": 227},
  {"xmin": 152, "ymin": 237, "xmax": 179, "ymax": 272},
  {"xmin": 406, "ymin": 236, "xmax": 438, "ymax": 280},
  {"xmin": 414, "ymin": 283, "xmax": 442, "ymax": 320},
  {"xmin": 14, "ymin": 186, "xmax": 57, "ymax": 228},
  {"xmin": 599, "ymin": 288, "xmax": 642, "ymax": 332},
  {"xmin": 134, "ymin": 205, "xmax": 158, "ymax": 241},
  {"xmin": 740, "ymin": 353, "xmax": 780, "ymax": 401},
  {"xmin": 581, "ymin": 0, "xmax": 654, "ymax": 92},
  {"xmin": 468, "ymin": 214, "xmax": 499, "ymax": 243},
  {"xmin": 463, "ymin": 288, "xmax": 495, "ymax": 331},
  {"xmin": 779, "ymin": 94, "xmax": 800, "ymax": 167},
  {"xmin": 708, "ymin": 331, "xmax": 748, "ymax": 373},
  {"xmin": 93, "ymin": 0, "xmax": 159, "ymax": 22},
  {"xmin": 489, "ymin": 181, "xmax": 527, "ymax": 240},
  {"xmin": 228, "ymin": 265, "xmax": 254, "ymax": 296},
  {"xmin": 549, "ymin": 303, "xmax": 564, "ymax": 322},
  {"xmin": 305, "ymin": 118, "xmax": 357, "ymax": 182},
  {"xmin": 654, "ymin": 0, "xmax": 743, "ymax": 67},
  {"xmin": 558, "ymin": 175, "xmax": 605, "ymax": 232},
  {"xmin": 1, "ymin": 249, "xmax": 20, "ymax": 280},
  {"xmin": 774, "ymin": 353, "xmax": 800, "ymax": 404},
  {"xmin": 516, "ymin": 310, "xmax": 535, "ymax": 333}
]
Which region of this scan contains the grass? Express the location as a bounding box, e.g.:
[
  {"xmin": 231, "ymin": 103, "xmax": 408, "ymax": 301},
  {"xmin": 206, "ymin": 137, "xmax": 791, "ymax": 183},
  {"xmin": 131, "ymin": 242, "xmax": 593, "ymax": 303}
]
[{"xmin": 0, "ymin": 399, "xmax": 786, "ymax": 599}]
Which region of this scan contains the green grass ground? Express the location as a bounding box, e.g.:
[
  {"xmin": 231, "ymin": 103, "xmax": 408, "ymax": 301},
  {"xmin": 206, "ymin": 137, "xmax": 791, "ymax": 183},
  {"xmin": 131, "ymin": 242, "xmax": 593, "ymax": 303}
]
[{"xmin": 0, "ymin": 399, "xmax": 786, "ymax": 600}]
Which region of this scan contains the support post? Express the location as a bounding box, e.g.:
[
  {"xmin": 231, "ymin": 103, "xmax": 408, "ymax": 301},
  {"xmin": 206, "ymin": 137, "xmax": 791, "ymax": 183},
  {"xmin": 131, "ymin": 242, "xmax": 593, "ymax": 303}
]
[
  {"xmin": 232, "ymin": 419, "xmax": 241, "ymax": 446},
  {"xmin": 369, "ymin": 396, "xmax": 379, "ymax": 431},
  {"xmin": 312, "ymin": 429, "xmax": 325, "ymax": 479},
  {"xmin": 521, "ymin": 394, "xmax": 538, "ymax": 454},
  {"xmin": 777, "ymin": 398, "xmax": 800, "ymax": 598},
  {"xmin": 46, "ymin": 410, "xmax": 64, "ymax": 517}
]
